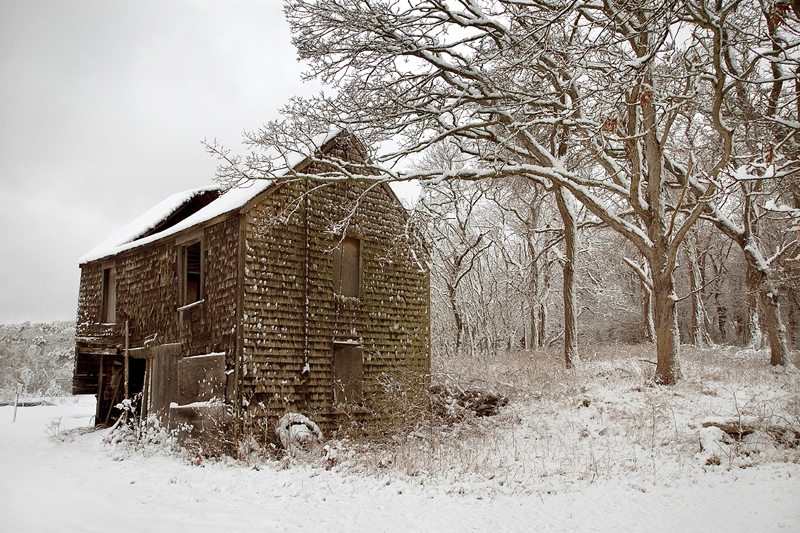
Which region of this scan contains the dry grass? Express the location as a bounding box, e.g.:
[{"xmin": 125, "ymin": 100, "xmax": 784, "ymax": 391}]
[{"xmin": 325, "ymin": 344, "xmax": 800, "ymax": 495}]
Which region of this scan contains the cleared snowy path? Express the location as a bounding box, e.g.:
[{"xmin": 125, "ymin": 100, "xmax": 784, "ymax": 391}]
[{"xmin": 1, "ymin": 399, "xmax": 798, "ymax": 533}]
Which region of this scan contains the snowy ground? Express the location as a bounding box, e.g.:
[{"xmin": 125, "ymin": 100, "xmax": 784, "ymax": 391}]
[{"xmin": 1, "ymin": 347, "xmax": 800, "ymax": 532}]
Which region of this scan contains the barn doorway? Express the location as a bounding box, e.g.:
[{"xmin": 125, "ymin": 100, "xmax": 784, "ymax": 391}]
[{"xmin": 333, "ymin": 343, "xmax": 363, "ymax": 405}]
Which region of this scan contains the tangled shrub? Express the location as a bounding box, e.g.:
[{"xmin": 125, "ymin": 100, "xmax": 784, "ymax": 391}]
[
  {"xmin": 103, "ymin": 396, "xmax": 181, "ymax": 459},
  {"xmin": 349, "ymin": 370, "xmax": 510, "ymax": 441}
]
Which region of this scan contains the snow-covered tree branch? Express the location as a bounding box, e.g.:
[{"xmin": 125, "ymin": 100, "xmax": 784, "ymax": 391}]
[{"xmin": 206, "ymin": 0, "xmax": 800, "ymax": 382}]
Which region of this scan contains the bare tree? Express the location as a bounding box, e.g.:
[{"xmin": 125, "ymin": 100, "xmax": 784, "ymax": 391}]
[
  {"xmin": 207, "ymin": 0, "xmax": 799, "ymax": 382},
  {"xmin": 683, "ymin": 230, "xmax": 713, "ymax": 347},
  {"xmin": 487, "ymin": 179, "xmax": 573, "ymax": 357},
  {"xmin": 623, "ymin": 255, "xmax": 657, "ymax": 344},
  {"xmin": 674, "ymin": 0, "xmax": 800, "ymax": 366},
  {"xmin": 418, "ymin": 178, "xmax": 492, "ymax": 355},
  {"xmin": 553, "ymin": 187, "xmax": 580, "ymax": 367}
]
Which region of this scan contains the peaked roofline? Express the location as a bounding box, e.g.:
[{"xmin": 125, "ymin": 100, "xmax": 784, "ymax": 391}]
[
  {"xmin": 79, "ymin": 128, "xmax": 372, "ymax": 265},
  {"xmin": 79, "ymin": 185, "xmax": 223, "ymax": 264}
]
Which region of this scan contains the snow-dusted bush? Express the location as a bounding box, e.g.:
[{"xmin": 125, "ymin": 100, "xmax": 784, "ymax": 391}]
[
  {"xmin": 45, "ymin": 417, "xmax": 74, "ymax": 443},
  {"xmin": 103, "ymin": 404, "xmax": 182, "ymax": 461}
]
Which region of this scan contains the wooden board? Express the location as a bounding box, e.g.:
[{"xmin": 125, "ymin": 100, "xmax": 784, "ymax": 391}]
[
  {"xmin": 148, "ymin": 343, "xmax": 183, "ymax": 417},
  {"xmin": 177, "ymin": 353, "xmax": 226, "ymax": 404}
]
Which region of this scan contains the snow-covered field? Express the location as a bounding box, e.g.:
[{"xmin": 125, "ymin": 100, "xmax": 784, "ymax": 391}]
[{"xmin": 1, "ymin": 346, "xmax": 799, "ymax": 532}]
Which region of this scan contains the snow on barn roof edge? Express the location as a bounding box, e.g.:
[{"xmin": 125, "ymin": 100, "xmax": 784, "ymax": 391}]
[{"xmin": 79, "ymin": 128, "xmax": 343, "ymax": 265}]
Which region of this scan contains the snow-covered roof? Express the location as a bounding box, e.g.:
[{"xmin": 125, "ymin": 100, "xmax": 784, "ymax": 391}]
[{"xmin": 80, "ymin": 128, "xmax": 343, "ymax": 264}]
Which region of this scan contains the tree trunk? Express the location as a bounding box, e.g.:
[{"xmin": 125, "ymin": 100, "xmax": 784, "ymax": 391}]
[
  {"xmin": 744, "ymin": 262, "xmax": 762, "ymax": 349},
  {"xmin": 707, "ymin": 256, "xmax": 729, "ymax": 343},
  {"xmin": 637, "ymin": 260, "xmax": 656, "ymax": 343},
  {"xmin": 761, "ymin": 284, "xmax": 791, "ymax": 366},
  {"xmin": 528, "ymin": 253, "xmax": 540, "ymax": 350},
  {"xmin": 715, "ymin": 295, "xmax": 729, "ymax": 343},
  {"xmin": 538, "ymin": 303, "xmax": 547, "ymax": 348},
  {"xmin": 465, "ymin": 325, "xmax": 474, "ymax": 358},
  {"xmin": 643, "ymin": 283, "xmax": 656, "ymax": 343},
  {"xmin": 555, "ymin": 187, "xmax": 580, "ymax": 368},
  {"xmin": 652, "ymin": 270, "xmax": 682, "ymax": 384},
  {"xmin": 526, "ymin": 241, "xmax": 549, "ymax": 350},
  {"xmin": 562, "ymin": 259, "xmax": 578, "ymax": 367},
  {"xmin": 639, "ymin": 65, "xmax": 683, "ymax": 385},
  {"xmin": 528, "ymin": 305, "xmax": 537, "ymax": 349},
  {"xmin": 684, "ymin": 237, "xmax": 711, "ymax": 347},
  {"xmin": 741, "ymin": 245, "xmax": 792, "ymax": 366},
  {"xmin": 450, "ymin": 286, "xmax": 464, "ymax": 355},
  {"xmin": 535, "ymin": 265, "xmax": 550, "ymax": 348},
  {"xmin": 787, "ymin": 300, "xmax": 798, "ymax": 350}
]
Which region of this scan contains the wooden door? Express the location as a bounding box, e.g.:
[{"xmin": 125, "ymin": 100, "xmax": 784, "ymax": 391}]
[
  {"xmin": 147, "ymin": 343, "xmax": 183, "ymax": 417},
  {"xmin": 333, "ymin": 344, "xmax": 363, "ymax": 404}
]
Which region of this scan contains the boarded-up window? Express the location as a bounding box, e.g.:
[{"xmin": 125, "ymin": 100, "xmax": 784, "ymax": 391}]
[
  {"xmin": 333, "ymin": 344, "xmax": 363, "ymax": 404},
  {"xmin": 333, "ymin": 236, "xmax": 361, "ymax": 298},
  {"xmin": 183, "ymin": 241, "xmax": 203, "ymax": 305},
  {"xmin": 101, "ymin": 267, "xmax": 116, "ymax": 323}
]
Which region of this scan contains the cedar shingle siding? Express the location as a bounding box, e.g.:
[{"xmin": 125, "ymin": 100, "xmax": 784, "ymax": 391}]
[{"xmin": 74, "ymin": 131, "xmax": 430, "ymax": 434}]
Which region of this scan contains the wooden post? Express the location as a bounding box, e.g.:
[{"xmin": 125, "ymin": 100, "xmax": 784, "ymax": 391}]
[
  {"xmin": 142, "ymin": 358, "xmax": 151, "ymax": 419},
  {"xmin": 124, "ymin": 320, "xmax": 130, "ymax": 400},
  {"xmin": 96, "ymin": 353, "xmax": 104, "ymax": 423},
  {"xmin": 12, "ymin": 383, "xmax": 22, "ymax": 422}
]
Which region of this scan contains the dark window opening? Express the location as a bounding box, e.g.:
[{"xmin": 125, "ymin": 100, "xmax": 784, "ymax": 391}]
[
  {"xmin": 101, "ymin": 267, "xmax": 116, "ymax": 323},
  {"xmin": 333, "ymin": 236, "xmax": 361, "ymax": 298},
  {"xmin": 184, "ymin": 241, "xmax": 203, "ymax": 305},
  {"xmin": 333, "ymin": 344, "xmax": 363, "ymax": 404}
]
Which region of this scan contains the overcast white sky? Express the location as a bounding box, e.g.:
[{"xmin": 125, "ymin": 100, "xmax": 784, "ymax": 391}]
[{"xmin": 0, "ymin": 1, "xmax": 333, "ymax": 324}]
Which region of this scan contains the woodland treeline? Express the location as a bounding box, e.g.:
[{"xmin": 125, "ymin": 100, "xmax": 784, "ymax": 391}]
[
  {"xmin": 0, "ymin": 321, "xmax": 75, "ymax": 400},
  {"xmin": 410, "ymin": 162, "xmax": 799, "ymax": 361}
]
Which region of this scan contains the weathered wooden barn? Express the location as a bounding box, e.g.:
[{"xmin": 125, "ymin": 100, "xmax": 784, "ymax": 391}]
[{"xmin": 73, "ymin": 130, "xmax": 430, "ymax": 434}]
